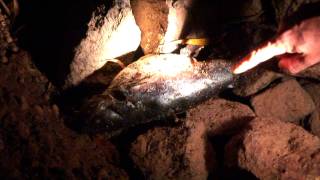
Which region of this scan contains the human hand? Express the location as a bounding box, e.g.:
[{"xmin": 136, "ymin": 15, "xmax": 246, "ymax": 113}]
[{"xmin": 233, "ymin": 16, "xmax": 320, "ymax": 74}]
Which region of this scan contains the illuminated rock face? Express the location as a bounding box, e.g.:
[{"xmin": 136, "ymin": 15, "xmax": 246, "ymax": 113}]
[
  {"xmin": 131, "ymin": 0, "xmax": 195, "ymax": 54},
  {"xmin": 66, "ymin": 0, "xmax": 141, "ymax": 87},
  {"xmin": 131, "ymin": 0, "xmax": 169, "ymax": 54},
  {"xmin": 160, "ymin": 0, "xmax": 192, "ymax": 53}
]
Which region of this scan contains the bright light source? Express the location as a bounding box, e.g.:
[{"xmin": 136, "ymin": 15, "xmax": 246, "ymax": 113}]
[{"xmin": 233, "ymin": 41, "xmax": 288, "ymax": 74}]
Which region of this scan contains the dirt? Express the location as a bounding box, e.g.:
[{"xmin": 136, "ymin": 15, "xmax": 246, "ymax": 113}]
[{"xmin": 0, "ymin": 51, "xmax": 127, "ymax": 179}]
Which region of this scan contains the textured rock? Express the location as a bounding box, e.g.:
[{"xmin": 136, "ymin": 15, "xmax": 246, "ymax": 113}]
[
  {"xmin": 303, "ymin": 82, "xmax": 320, "ymax": 137},
  {"xmin": 233, "ymin": 68, "xmax": 283, "ymax": 97},
  {"xmin": 187, "ymin": 99, "xmax": 255, "ymax": 136},
  {"xmin": 0, "ymin": 8, "xmax": 18, "ymax": 63},
  {"xmin": 160, "ymin": 0, "xmax": 263, "ymax": 54},
  {"xmin": 159, "ymin": 0, "xmax": 193, "ymax": 53},
  {"xmin": 131, "ymin": 122, "xmax": 214, "ymax": 180},
  {"xmin": 272, "ymin": 0, "xmax": 320, "ymax": 25},
  {"xmin": 66, "ymin": 0, "xmax": 141, "ymax": 87},
  {"xmin": 297, "ymin": 63, "xmax": 320, "ymax": 80},
  {"xmin": 309, "ymin": 111, "xmax": 320, "ymax": 138},
  {"xmin": 131, "ymin": 0, "xmax": 168, "ymax": 54},
  {"xmin": 225, "ymin": 117, "xmax": 320, "ymax": 179},
  {"xmin": 243, "ymin": 0, "xmax": 262, "ymax": 16},
  {"xmin": 251, "ymin": 79, "xmax": 315, "ymax": 124},
  {"xmin": 130, "ymin": 98, "xmax": 254, "ymax": 179},
  {"xmin": 303, "ymin": 81, "xmax": 320, "ymax": 107}
]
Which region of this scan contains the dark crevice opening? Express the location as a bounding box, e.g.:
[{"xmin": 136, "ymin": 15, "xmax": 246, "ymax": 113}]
[
  {"xmin": 15, "ymin": 0, "xmax": 112, "ymax": 87},
  {"xmin": 208, "ymin": 135, "xmax": 258, "ymax": 180}
]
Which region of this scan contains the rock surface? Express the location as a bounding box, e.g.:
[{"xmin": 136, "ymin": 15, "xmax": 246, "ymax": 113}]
[
  {"xmin": 0, "ymin": 10, "xmax": 18, "ymax": 63},
  {"xmin": 251, "ymin": 79, "xmax": 315, "ymax": 124},
  {"xmin": 225, "ymin": 117, "xmax": 320, "ymax": 179},
  {"xmin": 130, "ymin": 98, "xmax": 255, "ymax": 179},
  {"xmin": 272, "ymin": 0, "xmax": 320, "ymax": 27},
  {"xmin": 131, "ymin": 0, "xmax": 168, "ymax": 54},
  {"xmin": 303, "ymin": 82, "xmax": 320, "ymax": 137},
  {"xmin": 0, "ymin": 51, "xmax": 127, "ymax": 179},
  {"xmin": 309, "ymin": 111, "xmax": 320, "ymax": 138},
  {"xmin": 297, "ymin": 63, "xmax": 320, "ymax": 80},
  {"xmin": 233, "ymin": 68, "xmax": 283, "ymax": 97},
  {"xmin": 66, "ymin": 0, "xmax": 141, "ymax": 87},
  {"xmin": 187, "ymin": 99, "xmax": 255, "ymax": 136},
  {"xmin": 131, "ymin": 123, "xmax": 213, "ymax": 180}
]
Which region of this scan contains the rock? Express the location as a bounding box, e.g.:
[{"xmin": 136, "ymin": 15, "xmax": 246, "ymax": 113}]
[
  {"xmin": 159, "ymin": 0, "xmax": 193, "ymax": 53},
  {"xmin": 233, "ymin": 0, "xmax": 263, "ymax": 19},
  {"xmin": 130, "ymin": 98, "xmax": 255, "ymax": 179},
  {"xmin": 251, "ymin": 79, "xmax": 315, "ymax": 124},
  {"xmin": 52, "ymin": 104, "xmax": 60, "ymax": 117},
  {"xmin": 17, "ymin": 121, "xmax": 30, "ymax": 140},
  {"xmin": 187, "ymin": 99, "xmax": 255, "ymax": 136},
  {"xmin": 34, "ymin": 105, "xmax": 44, "ymax": 116},
  {"xmin": 309, "ymin": 111, "xmax": 320, "ymax": 138},
  {"xmin": 272, "ymin": 0, "xmax": 320, "ymax": 27},
  {"xmin": 66, "ymin": 0, "xmax": 141, "ymax": 87},
  {"xmin": 19, "ymin": 96, "xmax": 29, "ymax": 110},
  {"xmin": 130, "ymin": 121, "xmax": 215, "ymax": 180},
  {"xmin": 131, "ymin": 0, "xmax": 168, "ymax": 54},
  {"xmin": 225, "ymin": 117, "xmax": 320, "ymax": 179},
  {"xmin": 0, "ymin": 10, "xmax": 18, "ymax": 63},
  {"xmin": 160, "ymin": 0, "xmax": 263, "ymax": 54},
  {"xmin": 297, "ymin": 63, "xmax": 320, "ymax": 80},
  {"xmin": 233, "ymin": 68, "xmax": 283, "ymax": 97},
  {"xmin": 303, "ymin": 82, "xmax": 320, "ymax": 107},
  {"xmin": 97, "ymin": 164, "xmax": 129, "ymax": 180},
  {"xmin": 303, "ymin": 82, "xmax": 320, "ymax": 137}
]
